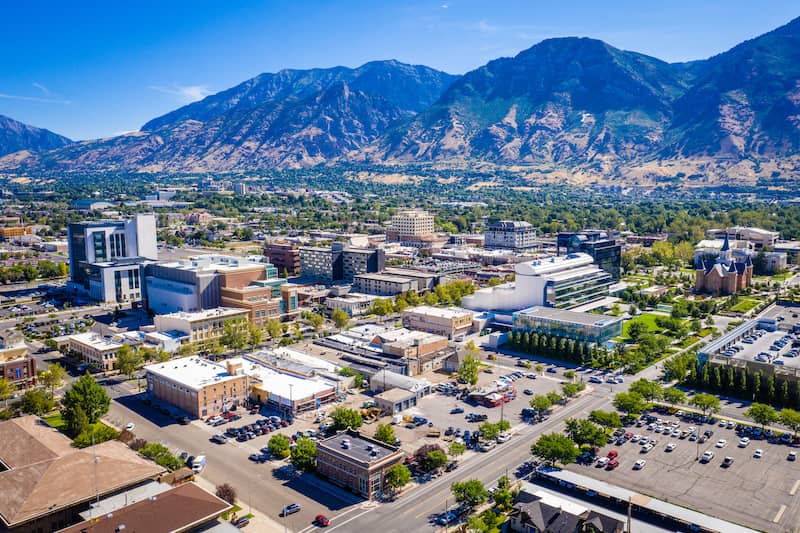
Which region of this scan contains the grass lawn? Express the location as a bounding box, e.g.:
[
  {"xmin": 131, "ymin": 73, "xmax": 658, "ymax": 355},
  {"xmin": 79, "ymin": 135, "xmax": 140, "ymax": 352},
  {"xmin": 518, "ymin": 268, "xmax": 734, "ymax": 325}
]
[
  {"xmin": 221, "ymin": 505, "xmax": 241, "ymax": 521},
  {"xmin": 678, "ymin": 336, "xmax": 702, "ymax": 349},
  {"xmin": 621, "ymin": 313, "xmax": 662, "ymax": 338},
  {"xmin": 729, "ymin": 297, "xmax": 761, "ymax": 314},
  {"xmin": 42, "ymin": 413, "xmax": 65, "ymax": 431}
]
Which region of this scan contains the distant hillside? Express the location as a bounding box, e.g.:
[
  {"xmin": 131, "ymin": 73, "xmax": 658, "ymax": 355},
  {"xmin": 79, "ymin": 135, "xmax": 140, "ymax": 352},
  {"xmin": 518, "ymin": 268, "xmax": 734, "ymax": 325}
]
[{"xmin": 0, "ymin": 115, "xmax": 71, "ymax": 157}]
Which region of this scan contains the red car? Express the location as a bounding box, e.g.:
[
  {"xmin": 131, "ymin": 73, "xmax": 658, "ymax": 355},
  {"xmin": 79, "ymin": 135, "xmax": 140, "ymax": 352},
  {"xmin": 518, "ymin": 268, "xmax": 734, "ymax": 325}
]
[
  {"xmin": 606, "ymin": 459, "xmax": 620, "ymax": 470},
  {"xmin": 315, "ymin": 515, "xmax": 330, "ymax": 527}
]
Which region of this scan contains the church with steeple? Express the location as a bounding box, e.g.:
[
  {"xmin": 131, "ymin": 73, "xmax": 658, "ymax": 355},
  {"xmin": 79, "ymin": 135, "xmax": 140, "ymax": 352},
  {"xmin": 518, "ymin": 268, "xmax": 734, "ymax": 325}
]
[{"xmin": 695, "ymin": 234, "xmax": 753, "ymax": 295}]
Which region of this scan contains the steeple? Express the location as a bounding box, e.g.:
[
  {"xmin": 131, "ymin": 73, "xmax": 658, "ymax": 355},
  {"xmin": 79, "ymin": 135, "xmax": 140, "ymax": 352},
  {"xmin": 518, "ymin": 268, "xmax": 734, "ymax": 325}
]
[{"xmin": 721, "ymin": 233, "xmax": 730, "ymax": 252}]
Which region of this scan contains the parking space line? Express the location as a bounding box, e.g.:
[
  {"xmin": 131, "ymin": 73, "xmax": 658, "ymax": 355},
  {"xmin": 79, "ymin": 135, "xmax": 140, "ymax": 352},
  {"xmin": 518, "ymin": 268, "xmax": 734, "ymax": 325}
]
[
  {"xmin": 773, "ymin": 504, "xmax": 786, "ymax": 523},
  {"xmin": 790, "ymin": 480, "xmax": 800, "ymax": 496}
]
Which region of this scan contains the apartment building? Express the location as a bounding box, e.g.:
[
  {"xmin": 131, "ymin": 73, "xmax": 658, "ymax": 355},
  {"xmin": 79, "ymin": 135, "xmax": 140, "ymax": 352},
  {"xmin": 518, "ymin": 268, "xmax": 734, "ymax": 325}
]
[
  {"xmin": 389, "ymin": 210, "xmax": 434, "ymax": 239},
  {"xmin": 353, "ymin": 273, "xmax": 414, "ymax": 296},
  {"xmin": 300, "ymin": 244, "xmax": 383, "ymax": 282},
  {"xmin": 484, "ymin": 220, "xmax": 537, "ymax": 251},
  {"xmin": 264, "ymin": 241, "xmax": 300, "ymax": 276}
]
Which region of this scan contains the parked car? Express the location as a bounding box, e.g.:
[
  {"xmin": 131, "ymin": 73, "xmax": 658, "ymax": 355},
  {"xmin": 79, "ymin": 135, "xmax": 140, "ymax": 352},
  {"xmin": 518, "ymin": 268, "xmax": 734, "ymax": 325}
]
[
  {"xmin": 722, "ymin": 456, "xmax": 734, "ymax": 467},
  {"xmin": 234, "ymin": 517, "xmax": 250, "ymax": 528},
  {"xmin": 211, "ymin": 434, "xmax": 227, "ymax": 444},
  {"xmin": 280, "ymin": 503, "xmax": 301, "ymax": 516},
  {"xmin": 633, "ymin": 459, "xmax": 646, "ymax": 470},
  {"xmin": 314, "ymin": 515, "xmax": 330, "ymax": 527},
  {"xmin": 450, "ymin": 407, "xmax": 464, "ymax": 414}
]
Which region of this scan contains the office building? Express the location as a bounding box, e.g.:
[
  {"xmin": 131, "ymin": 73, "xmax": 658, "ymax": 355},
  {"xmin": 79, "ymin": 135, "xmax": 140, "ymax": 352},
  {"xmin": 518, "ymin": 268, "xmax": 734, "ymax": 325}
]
[
  {"xmin": 0, "ymin": 416, "xmax": 162, "ymax": 533},
  {"xmin": 389, "ymin": 210, "xmax": 434, "ymax": 240},
  {"xmin": 153, "ymin": 307, "xmax": 249, "ymax": 345},
  {"xmin": 484, "ymin": 220, "xmax": 537, "ymax": 251},
  {"xmin": 512, "ymin": 306, "xmax": 623, "ymax": 344},
  {"xmin": 145, "ymin": 357, "xmax": 250, "ymax": 418},
  {"xmin": 67, "ymin": 331, "xmax": 143, "ymax": 372},
  {"xmin": 242, "ymin": 356, "xmax": 336, "ymax": 415},
  {"xmin": 67, "ymin": 214, "xmax": 157, "ymax": 304},
  {"xmin": 300, "ymin": 244, "xmax": 383, "ymax": 282},
  {"xmin": 325, "ymin": 292, "xmax": 378, "ymax": 317},
  {"xmin": 557, "ymin": 230, "xmax": 621, "ymax": 280},
  {"xmin": 462, "ymin": 253, "xmax": 614, "ymax": 312},
  {"xmin": 316, "ymin": 429, "xmax": 404, "ymax": 500},
  {"xmin": 342, "ymin": 247, "xmax": 385, "ymax": 282},
  {"xmin": 233, "ymin": 182, "xmax": 248, "ymax": 195},
  {"xmin": 707, "ymin": 226, "xmax": 779, "ymax": 250},
  {"xmin": 402, "ymin": 306, "xmax": 474, "ymax": 339},
  {"xmin": 264, "ymin": 241, "xmax": 300, "ymax": 276},
  {"xmin": 145, "ymin": 254, "xmax": 290, "ymax": 323}
]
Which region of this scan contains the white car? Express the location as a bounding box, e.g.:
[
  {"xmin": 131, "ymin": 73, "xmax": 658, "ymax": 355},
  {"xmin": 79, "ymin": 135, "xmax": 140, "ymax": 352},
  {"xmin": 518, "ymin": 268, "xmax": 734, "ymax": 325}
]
[
  {"xmin": 701, "ymin": 450, "xmax": 715, "ymax": 462},
  {"xmin": 125, "ymin": 423, "xmax": 136, "ymax": 431},
  {"xmin": 633, "ymin": 459, "xmax": 646, "ymax": 470},
  {"xmin": 631, "ymin": 435, "xmax": 641, "ymax": 443},
  {"xmin": 596, "ymin": 457, "xmax": 610, "ymax": 467},
  {"xmin": 497, "ymin": 433, "xmax": 511, "ymax": 443},
  {"xmin": 754, "ymin": 449, "xmax": 764, "ymax": 459},
  {"xmin": 738, "ymin": 437, "xmax": 750, "ymax": 447},
  {"xmin": 670, "ymin": 430, "xmax": 681, "ymax": 438},
  {"xmin": 665, "ymin": 443, "xmax": 676, "ymax": 452},
  {"xmin": 715, "ymin": 439, "xmax": 727, "ymax": 448},
  {"xmin": 641, "ymin": 443, "xmax": 654, "ymax": 453}
]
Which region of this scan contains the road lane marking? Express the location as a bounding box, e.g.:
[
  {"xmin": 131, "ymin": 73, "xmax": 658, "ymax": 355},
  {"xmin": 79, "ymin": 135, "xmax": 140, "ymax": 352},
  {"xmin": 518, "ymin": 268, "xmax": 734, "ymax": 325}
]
[
  {"xmin": 773, "ymin": 504, "xmax": 786, "ymax": 523},
  {"xmin": 326, "ymin": 508, "xmax": 375, "ymax": 531},
  {"xmin": 791, "ymin": 480, "xmax": 800, "ymax": 496}
]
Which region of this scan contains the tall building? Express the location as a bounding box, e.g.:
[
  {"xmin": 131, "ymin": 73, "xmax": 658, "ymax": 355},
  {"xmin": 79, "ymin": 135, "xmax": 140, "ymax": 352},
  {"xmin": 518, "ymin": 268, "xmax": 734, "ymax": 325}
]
[
  {"xmin": 462, "ymin": 253, "xmax": 614, "ymax": 312},
  {"xmin": 388, "ymin": 210, "xmax": 434, "ymax": 240},
  {"xmin": 484, "ymin": 220, "xmax": 537, "ymax": 251},
  {"xmin": 264, "ymin": 241, "xmax": 300, "ymax": 276},
  {"xmin": 299, "ymin": 244, "xmax": 383, "ymax": 282},
  {"xmin": 67, "ymin": 214, "xmax": 157, "ymax": 303},
  {"xmin": 557, "ymin": 230, "xmax": 621, "ymax": 280},
  {"xmin": 233, "ymin": 182, "xmax": 248, "ymax": 195}
]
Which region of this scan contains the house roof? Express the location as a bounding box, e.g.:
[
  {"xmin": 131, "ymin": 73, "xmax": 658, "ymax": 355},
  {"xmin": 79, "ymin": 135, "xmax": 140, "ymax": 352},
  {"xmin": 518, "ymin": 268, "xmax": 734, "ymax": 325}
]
[
  {"xmin": 57, "ymin": 482, "xmax": 231, "ymax": 533},
  {"xmin": 0, "ymin": 417, "xmax": 164, "ymax": 528}
]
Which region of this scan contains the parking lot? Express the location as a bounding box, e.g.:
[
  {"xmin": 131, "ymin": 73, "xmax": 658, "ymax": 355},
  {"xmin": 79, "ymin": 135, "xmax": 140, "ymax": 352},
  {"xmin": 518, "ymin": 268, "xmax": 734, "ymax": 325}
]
[{"xmin": 568, "ymin": 410, "xmax": 800, "ymax": 532}]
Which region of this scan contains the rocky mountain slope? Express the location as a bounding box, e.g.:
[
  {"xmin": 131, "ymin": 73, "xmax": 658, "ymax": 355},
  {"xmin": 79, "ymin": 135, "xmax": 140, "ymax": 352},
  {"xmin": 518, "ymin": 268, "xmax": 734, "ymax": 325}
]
[{"xmin": 0, "ymin": 115, "xmax": 71, "ymax": 157}]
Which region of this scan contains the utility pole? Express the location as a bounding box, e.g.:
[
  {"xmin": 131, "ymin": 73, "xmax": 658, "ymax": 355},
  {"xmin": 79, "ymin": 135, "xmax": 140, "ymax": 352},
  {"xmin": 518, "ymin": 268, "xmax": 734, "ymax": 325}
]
[
  {"xmin": 627, "ymin": 497, "xmax": 632, "ymax": 533},
  {"xmin": 444, "ymin": 496, "xmax": 448, "ymax": 533}
]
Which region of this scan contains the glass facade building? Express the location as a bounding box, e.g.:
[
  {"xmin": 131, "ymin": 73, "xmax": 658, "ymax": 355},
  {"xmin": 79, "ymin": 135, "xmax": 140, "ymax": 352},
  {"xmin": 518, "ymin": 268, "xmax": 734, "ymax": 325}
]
[{"xmin": 512, "ymin": 306, "xmax": 623, "ymax": 343}]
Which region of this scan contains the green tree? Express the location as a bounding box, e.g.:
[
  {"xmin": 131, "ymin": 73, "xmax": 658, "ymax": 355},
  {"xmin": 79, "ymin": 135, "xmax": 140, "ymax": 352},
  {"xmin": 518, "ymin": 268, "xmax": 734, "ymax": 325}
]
[
  {"xmin": 458, "ymin": 353, "xmax": 479, "ymax": 386},
  {"xmin": 62, "ymin": 373, "xmax": 110, "ymax": 429},
  {"xmin": 564, "ymin": 418, "xmax": 607, "ymax": 448},
  {"xmin": 448, "ymin": 441, "xmax": 467, "ymax": 457},
  {"xmin": 19, "ymin": 388, "xmax": 54, "ymax": 415},
  {"xmin": 629, "ymin": 379, "xmax": 664, "ymax": 402},
  {"xmin": 384, "ymin": 463, "xmax": 411, "ymax": 494},
  {"xmin": 39, "ymin": 363, "xmax": 67, "ymax": 396},
  {"xmin": 546, "ymin": 391, "xmax": 563, "ymax": 406},
  {"xmin": 331, "ymin": 308, "xmax": 350, "ymax": 330},
  {"xmin": 114, "ymin": 344, "xmax": 143, "ymax": 379},
  {"xmin": 663, "ymin": 387, "xmax": 687, "ymax": 407},
  {"xmin": 779, "ymin": 408, "xmax": 800, "ymax": 437},
  {"xmin": 612, "ymin": 392, "xmax": 648, "ymax": 417},
  {"xmin": 66, "ymin": 405, "xmax": 89, "ymax": 437},
  {"xmin": 331, "ymin": 406, "xmax": 363, "ymax": 430},
  {"xmin": 529, "ymin": 395, "xmax": 552, "ymax": 418},
  {"xmin": 0, "ymin": 378, "xmax": 15, "ymax": 410},
  {"xmin": 690, "ymin": 393, "xmax": 721, "ymax": 417},
  {"xmin": 451, "ymin": 479, "xmax": 489, "ymax": 508},
  {"xmin": 305, "ymin": 312, "xmax": 325, "ymax": 332},
  {"xmin": 290, "ymin": 437, "xmax": 317, "ymax": 471},
  {"xmin": 221, "ymin": 319, "xmax": 247, "ymax": 351},
  {"xmin": 266, "ymin": 319, "xmax": 283, "ymax": 341},
  {"xmin": 588, "ymin": 410, "xmax": 621, "ymax": 430},
  {"xmin": 73, "ymin": 423, "xmax": 119, "ymax": 448},
  {"xmin": 374, "ymin": 423, "xmax": 396, "ymax": 446},
  {"xmin": 426, "ymin": 449, "xmax": 448, "ymax": 471},
  {"xmin": 531, "ymin": 432, "xmax": 580, "ymax": 466},
  {"xmin": 478, "ymin": 421, "xmax": 502, "ymax": 441},
  {"xmin": 627, "ymin": 320, "xmax": 649, "ymax": 342},
  {"xmin": 744, "ymin": 403, "xmax": 778, "ymax": 431},
  {"xmin": 139, "ymin": 442, "xmax": 183, "ymax": 470},
  {"xmin": 247, "ymin": 322, "xmax": 263, "ymax": 348},
  {"xmin": 268, "ymin": 433, "xmax": 291, "ymax": 459}
]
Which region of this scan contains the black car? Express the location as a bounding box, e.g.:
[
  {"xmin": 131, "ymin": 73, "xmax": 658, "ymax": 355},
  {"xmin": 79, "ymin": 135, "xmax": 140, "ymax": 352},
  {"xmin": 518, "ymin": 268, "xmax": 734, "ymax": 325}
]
[
  {"xmin": 234, "ymin": 517, "xmax": 250, "ymax": 528},
  {"xmin": 177, "ymin": 416, "xmax": 190, "ymax": 425},
  {"xmin": 445, "ymin": 461, "xmax": 458, "ymax": 472},
  {"xmin": 280, "ymin": 503, "xmax": 301, "ymax": 516}
]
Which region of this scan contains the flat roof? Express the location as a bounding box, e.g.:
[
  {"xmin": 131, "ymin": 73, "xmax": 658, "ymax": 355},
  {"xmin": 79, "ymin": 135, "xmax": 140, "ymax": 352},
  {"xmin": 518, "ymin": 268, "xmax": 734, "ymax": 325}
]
[
  {"xmin": 540, "ymin": 469, "xmax": 758, "ymax": 533},
  {"xmin": 68, "ymin": 332, "xmax": 124, "ymax": 351},
  {"xmin": 241, "ymin": 357, "xmax": 333, "ymax": 402},
  {"xmin": 319, "ymin": 429, "xmax": 401, "ymax": 465},
  {"xmin": 515, "ymin": 306, "xmax": 623, "ymax": 328},
  {"xmin": 354, "ymin": 273, "xmax": 413, "ymax": 283},
  {"xmin": 156, "ymin": 307, "xmax": 248, "ymax": 322},
  {"xmin": 403, "ymin": 305, "xmax": 473, "ymax": 319},
  {"xmin": 375, "ymin": 388, "xmax": 416, "ymax": 403},
  {"xmin": 144, "ymin": 356, "xmax": 241, "ymax": 390},
  {"xmin": 59, "ymin": 482, "xmax": 231, "ymax": 533}
]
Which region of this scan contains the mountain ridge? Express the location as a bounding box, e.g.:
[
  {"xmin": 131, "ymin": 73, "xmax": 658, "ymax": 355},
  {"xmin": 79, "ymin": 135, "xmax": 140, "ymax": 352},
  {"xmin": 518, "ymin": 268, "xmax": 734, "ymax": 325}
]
[{"xmin": 0, "ymin": 115, "xmax": 72, "ymax": 158}]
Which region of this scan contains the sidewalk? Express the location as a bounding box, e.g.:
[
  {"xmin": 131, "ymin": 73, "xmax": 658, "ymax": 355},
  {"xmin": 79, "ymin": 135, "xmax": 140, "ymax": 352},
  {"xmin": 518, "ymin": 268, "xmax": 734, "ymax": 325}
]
[{"xmin": 194, "ymin": 476, "xmax": 290, "ymax": 532}]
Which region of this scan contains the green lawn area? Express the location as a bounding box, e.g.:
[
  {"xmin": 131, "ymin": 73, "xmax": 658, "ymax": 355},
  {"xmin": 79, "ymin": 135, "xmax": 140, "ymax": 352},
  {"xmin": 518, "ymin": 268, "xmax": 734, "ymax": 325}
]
[
  {"xmin": 621, "ymin": 313, "xmax": 662, "ymax": 339},
  {"xmin": 221, "ymin": 505, "xmax": 242, "ymax": 521},
  {"xmin": 678, "ymin": 336, "xmax": 702, "ymax": 349},
  {"xmin": 42, "ymin": 413, "xmax": 65, "ymax": 431},
  {"xmin": 729, "ymin": 297, "xmax": 761, "ymax": 314}
]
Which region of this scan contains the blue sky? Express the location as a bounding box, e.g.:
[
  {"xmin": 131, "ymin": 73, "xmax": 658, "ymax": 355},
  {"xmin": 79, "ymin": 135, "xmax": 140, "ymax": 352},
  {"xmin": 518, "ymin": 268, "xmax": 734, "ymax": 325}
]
[{"xmin": 1, "ymin": 0, "xmax": 797, "ymax": 140}]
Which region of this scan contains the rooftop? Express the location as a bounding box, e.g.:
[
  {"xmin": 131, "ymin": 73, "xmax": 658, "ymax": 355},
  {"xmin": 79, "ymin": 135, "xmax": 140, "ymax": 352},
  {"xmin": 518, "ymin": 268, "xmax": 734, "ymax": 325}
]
[
  {"xmin": 375, "ymin": 387, "xmax": 416, "ymax": 403},
  {"xmin": 319, "ymin": 429, "xmax": 401, "ymax": 465},
  {"xmin": 59, "ymin": 482, "xmax": 231, "ymax": 533},
  {"xmin": 154, "ymin": 254, "xmax": 274, "ymax": 273},
  {"xmin": 68, "ymin": 332, "xmax": 124, "ymax": 351},
  {"xmin": 0, "ymin": 346, "xmax": 29, "ymax": 363},
  {"xmin": 0, "ymin": 417, "xmax": 163, "ymax": 528},
  {"xmin": 403, "ymin": 306, "xmax": 473, "ymax": 320},
  {"xmin": 241, "ymin": 357, "xmax": 334, "ymax": 402},
  {"xmin": 156, "ymin": 307, "xmax": 248, "ymax": 322},
  {"xmin": 144, "ymin": 356, "xmax": 242, "ymax": 390},
  {"xmin": 354, "ymin": 272, "xmax": 413, "ymax": 283},
  {"xmin": 515, "ymin": 253, "xmax": 595, "ymax": 277},
  {"xmin": 514, "ymin": 306, "xmax": 623, "ymax": 328}
]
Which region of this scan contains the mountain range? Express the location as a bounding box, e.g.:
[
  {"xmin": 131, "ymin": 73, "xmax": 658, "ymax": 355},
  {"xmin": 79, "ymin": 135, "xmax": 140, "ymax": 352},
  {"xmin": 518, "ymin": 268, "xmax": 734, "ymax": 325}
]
[
  {"xmin": 0, "ymin": 115, "xmax": 71, "ymax": 158},
  {"xmin": 2, "ymin": 16, "xmax": 800, "ymax": 182}
]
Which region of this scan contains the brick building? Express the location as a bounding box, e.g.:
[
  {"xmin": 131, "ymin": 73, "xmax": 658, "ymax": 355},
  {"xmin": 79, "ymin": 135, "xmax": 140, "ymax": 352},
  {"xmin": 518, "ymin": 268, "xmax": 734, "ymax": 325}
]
[
  {"xmin": 316, "ymin": 429, "xmax": 404, "ymax": 500},
  {"xmin": 695, "ymin": 235, "xmax": 753, "ymax": 296},
  {"xmin": 0, "ymin": 348, "xmax": 35, "ymax": 388},
  {"xmin": 264, "ymin": 241, "xmax": 300, "ymax": 277}
]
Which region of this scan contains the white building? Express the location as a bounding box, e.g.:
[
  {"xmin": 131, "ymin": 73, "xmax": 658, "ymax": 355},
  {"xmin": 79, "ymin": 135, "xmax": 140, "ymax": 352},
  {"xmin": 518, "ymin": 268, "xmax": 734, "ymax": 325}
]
[
  {"xmin": 325, "ymin": 292, "xmax": 378, "ymax": 317},
  {"xmin": 462, "ymin": 253, "xmax": 613, "ymax": 312},
  {"xmin": 484, "ymin": 220, "xmax": 537, "ymax": 251},
  {"xmin": 153, "ymin": 307, "xmax": 249, "ymax": 344},
  {"xmin": 390, "ymin": 210, "xmax": 434, "ymax": 239},
  {"xmin": 67, "ymin": 214, "xmax": 157, "ymax": 304},
  {"xmin": 68, "ymin": 331, "xmax": 144, "ymax": 372}
]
